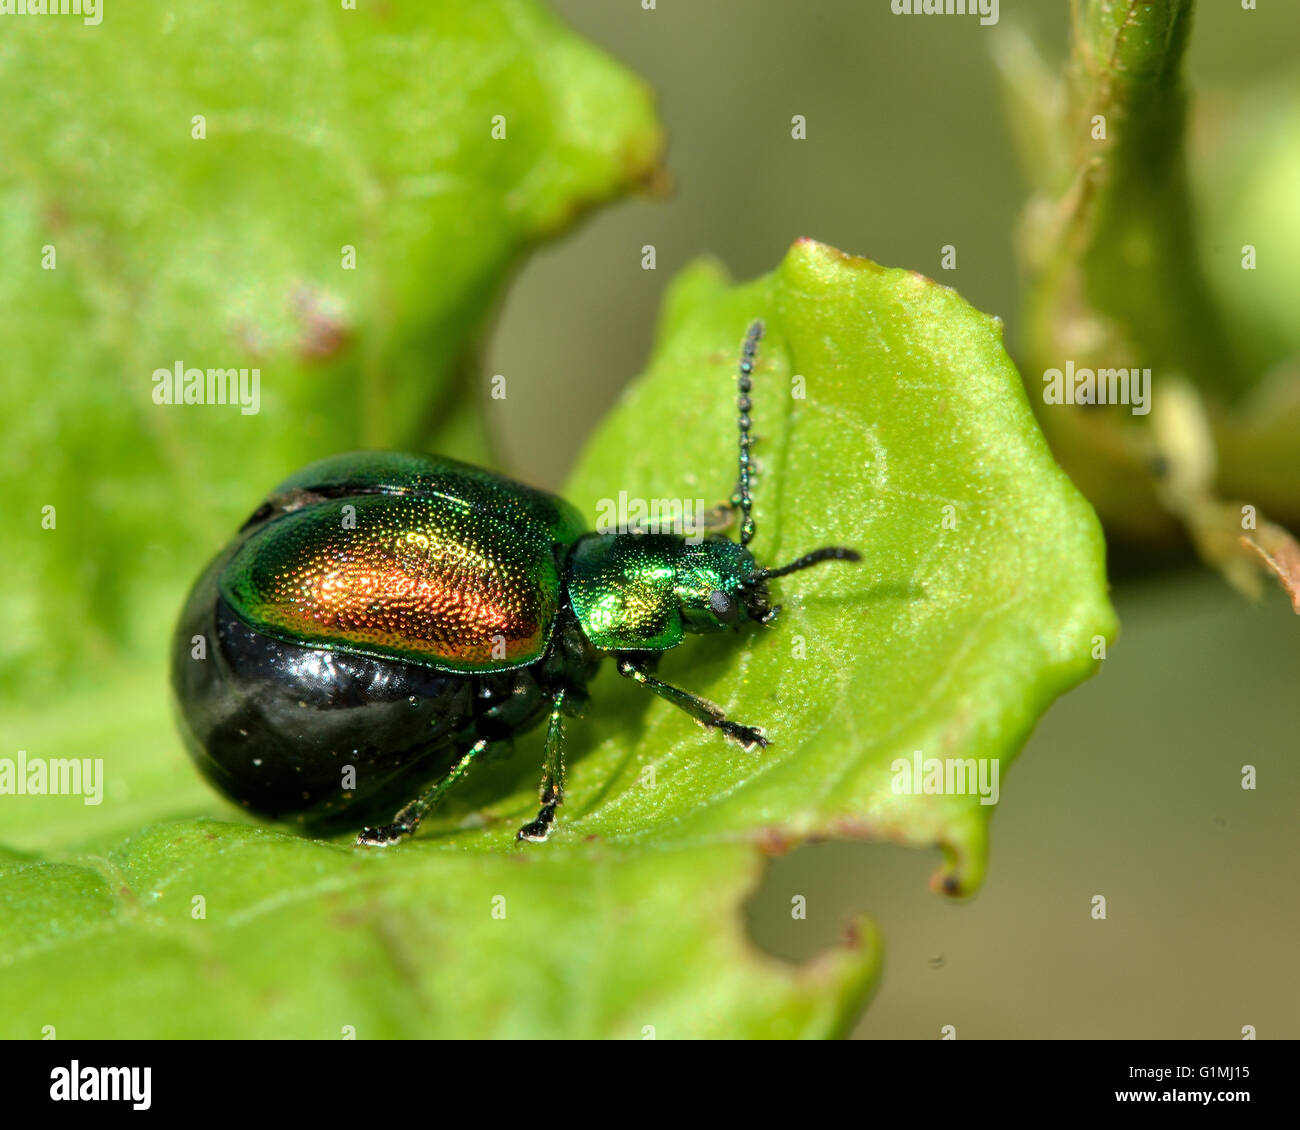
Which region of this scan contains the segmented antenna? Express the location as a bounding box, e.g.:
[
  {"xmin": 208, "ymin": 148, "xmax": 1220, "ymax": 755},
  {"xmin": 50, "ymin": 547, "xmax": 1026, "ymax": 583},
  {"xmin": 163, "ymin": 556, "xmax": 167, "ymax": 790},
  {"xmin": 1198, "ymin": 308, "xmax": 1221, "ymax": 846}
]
[
  {"xmin": 747, "ymin": 546, "xmax": 862, "ymax": 584},
  {"xmin": 733, "ymin": 319, "xmax": 764, "ymax": 546}
]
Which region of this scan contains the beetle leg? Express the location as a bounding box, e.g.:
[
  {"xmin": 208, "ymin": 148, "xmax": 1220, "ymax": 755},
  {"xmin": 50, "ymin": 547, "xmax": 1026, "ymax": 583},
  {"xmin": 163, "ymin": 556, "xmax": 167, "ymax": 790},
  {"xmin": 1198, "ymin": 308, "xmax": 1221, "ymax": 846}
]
[
  {"xmin": 517, "ymin": 689, "xmax": 568, "ymax": 843},
  {"xmin": 356, "ymin": 736, "xmax": 492, "ymax": 847},
  {"xmin": 615, "ymin": 654, "xmax": 768, "ymax": 750}
]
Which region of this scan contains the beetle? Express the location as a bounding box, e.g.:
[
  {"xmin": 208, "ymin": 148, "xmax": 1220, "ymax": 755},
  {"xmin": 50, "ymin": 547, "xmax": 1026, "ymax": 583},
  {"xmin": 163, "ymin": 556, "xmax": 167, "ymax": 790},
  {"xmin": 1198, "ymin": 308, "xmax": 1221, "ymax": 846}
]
[{"xmin": 171, "ymin": 320, "xmax": 859, "ymax": 846}]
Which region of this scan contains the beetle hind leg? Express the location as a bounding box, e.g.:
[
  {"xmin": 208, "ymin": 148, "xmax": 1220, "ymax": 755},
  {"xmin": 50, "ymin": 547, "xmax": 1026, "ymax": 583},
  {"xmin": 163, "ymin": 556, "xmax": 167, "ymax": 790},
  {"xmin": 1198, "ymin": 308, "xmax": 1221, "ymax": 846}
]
[
  {"xmin": 517, "ymin": 690, "xmax": 569, "ymax": 844},
  {"xmin": 356, "ymin": 736, "xmax": 492, "ymax": 847}
]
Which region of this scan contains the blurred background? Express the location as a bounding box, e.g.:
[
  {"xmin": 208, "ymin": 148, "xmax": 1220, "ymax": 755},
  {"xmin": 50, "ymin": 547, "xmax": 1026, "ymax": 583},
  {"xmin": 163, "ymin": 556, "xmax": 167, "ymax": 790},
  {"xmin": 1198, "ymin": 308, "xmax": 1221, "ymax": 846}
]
[{"xmin": 487, "ymin": 0, "xmax": 1300, "ymax": 1038}]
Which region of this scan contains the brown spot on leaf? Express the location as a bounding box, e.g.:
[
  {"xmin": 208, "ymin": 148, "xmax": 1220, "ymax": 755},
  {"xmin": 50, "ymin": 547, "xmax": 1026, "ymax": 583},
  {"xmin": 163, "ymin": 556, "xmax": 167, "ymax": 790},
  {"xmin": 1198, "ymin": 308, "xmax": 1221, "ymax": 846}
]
[
  {"xmin": 289, "ymin": 282, "xmax": 353, "ymax": 363},
  {"xmin": 756, "ymin": 827, "xmax": 796, "ymax": 856},
  {"xmin": 229, "ymin": 281, "xmax": 353, "ymax": 363}
]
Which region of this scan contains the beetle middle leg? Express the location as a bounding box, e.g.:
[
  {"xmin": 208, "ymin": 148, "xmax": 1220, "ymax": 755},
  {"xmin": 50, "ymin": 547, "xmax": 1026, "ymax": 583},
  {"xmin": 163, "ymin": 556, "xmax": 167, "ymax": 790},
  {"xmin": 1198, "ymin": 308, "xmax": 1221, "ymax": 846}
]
[
  {"xmin": 614, "ymin": 654, "xmax": 768, "ymax": 750},
  {"xmin": 356, "ymin": 736, "xmax": 495, "ymax": 847},
  {"xmin": 517, "ymin": 689, "xmax": 568, "ymax": 843}
]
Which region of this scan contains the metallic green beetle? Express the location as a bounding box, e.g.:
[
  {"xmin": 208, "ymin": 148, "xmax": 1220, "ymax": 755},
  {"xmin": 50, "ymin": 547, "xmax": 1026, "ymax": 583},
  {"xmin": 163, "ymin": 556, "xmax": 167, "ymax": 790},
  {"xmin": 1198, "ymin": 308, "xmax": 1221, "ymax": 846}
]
[{"xmin": 171, "ymin": 321, "xmax": 859, "ymax": 845}]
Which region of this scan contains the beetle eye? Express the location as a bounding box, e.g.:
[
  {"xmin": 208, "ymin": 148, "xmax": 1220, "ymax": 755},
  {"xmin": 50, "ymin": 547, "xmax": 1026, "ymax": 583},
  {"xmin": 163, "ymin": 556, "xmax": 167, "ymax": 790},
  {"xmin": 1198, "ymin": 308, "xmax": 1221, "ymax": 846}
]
[{"xmin": 707, "ymin": 589, "xmax": 736, "ymax": 622}]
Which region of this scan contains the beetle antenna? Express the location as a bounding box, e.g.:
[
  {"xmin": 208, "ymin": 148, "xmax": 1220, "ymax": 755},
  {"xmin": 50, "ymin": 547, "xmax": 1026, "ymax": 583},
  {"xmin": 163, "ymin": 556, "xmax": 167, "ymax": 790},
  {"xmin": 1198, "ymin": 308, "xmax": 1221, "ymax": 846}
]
[
  {"xmin": 732, "ymin": 319, "xmax": 763, "ymax": 547},
  {"xmin": 745, "ymin": 546, "xmax": 861, "ymax": 583}
]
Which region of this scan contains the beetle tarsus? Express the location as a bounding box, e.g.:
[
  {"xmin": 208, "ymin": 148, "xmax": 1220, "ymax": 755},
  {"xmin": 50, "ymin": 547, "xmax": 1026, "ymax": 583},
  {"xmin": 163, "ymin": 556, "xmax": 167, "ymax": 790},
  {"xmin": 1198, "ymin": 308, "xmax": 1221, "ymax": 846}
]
[
  {"xmin": 517, "ymin": 802, "xmax": 558, "ymax": 843},
  {"xmin": 356, "ymin": 822, "xmax": 414, "ymax": 847},
  {"xmin": 720, "ymin": 722, "xmax": 768, "ymax": 751}
]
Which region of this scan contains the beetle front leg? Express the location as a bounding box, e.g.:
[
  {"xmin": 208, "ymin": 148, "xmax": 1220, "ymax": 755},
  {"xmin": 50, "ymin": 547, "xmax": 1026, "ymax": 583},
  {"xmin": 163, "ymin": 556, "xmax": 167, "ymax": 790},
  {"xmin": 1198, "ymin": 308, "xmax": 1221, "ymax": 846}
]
[
  {"xmin": 356, "ymin": 736, "xmax": 492, "ymax": 847},
  {"xmin": 517, "ymin": 689, "xmax": 568, "ymax": 843},
  {"xmin": 614, "ymin": 654, "xmax": 768, "ymax": 750}
]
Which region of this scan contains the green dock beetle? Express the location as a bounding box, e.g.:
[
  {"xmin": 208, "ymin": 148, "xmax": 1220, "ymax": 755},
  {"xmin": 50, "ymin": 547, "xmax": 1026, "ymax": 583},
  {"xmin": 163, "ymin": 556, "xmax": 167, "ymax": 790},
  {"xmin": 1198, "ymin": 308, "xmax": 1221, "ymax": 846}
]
[{"xmin": 171, "ymin": 321, "xmax": 859, "ymax": 845}]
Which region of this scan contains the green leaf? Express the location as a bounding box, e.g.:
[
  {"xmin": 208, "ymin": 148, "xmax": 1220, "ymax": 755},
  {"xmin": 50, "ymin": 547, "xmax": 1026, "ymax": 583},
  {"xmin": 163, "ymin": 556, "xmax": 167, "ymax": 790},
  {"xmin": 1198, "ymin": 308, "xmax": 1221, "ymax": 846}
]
[
  {"xmin": 0, "ymin": 822, "xmax": 876, "ymax": 1040},
  {"xmin": 0, "ymin": 0, "xmax": 663, "ymax": 696},
  {"xmin": 0, "ymin": 239, "xmax": 1113, "ymax": 1037},
  {"xmin": 559, "ymin": 240, "xmax": 1116, "ymax": 893}
]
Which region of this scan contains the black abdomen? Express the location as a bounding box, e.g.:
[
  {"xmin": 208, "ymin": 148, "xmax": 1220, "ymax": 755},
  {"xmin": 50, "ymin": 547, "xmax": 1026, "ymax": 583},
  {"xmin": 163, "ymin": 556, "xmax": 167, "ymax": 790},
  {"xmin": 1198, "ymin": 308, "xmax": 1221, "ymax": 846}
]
[{"xmin": 170, "ymin": 556, "xmax": 550, "ymax": 830}]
